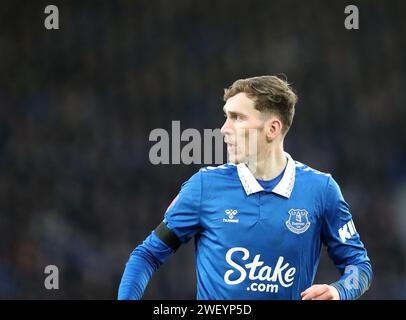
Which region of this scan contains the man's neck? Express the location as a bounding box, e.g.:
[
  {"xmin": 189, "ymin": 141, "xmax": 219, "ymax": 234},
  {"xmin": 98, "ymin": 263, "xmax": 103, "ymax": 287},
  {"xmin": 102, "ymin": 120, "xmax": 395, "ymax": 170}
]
[{"xmin": 245, "ymin": 146, "xmax": 287, "ymax": 181}]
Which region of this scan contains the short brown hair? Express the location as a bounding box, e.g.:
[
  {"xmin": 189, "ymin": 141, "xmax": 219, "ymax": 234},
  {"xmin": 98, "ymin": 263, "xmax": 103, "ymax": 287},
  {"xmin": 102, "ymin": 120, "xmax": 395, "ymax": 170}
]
[{"xmin": 223, "ymin": 75, "xmax": 298, "ymax": 135}]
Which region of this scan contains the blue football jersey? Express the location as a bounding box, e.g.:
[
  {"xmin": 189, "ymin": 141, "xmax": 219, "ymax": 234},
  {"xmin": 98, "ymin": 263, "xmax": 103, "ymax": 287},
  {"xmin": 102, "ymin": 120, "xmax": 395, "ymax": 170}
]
[{"xmin": 162, "ymin": 152, "xmax": 371, "ymax": 299}]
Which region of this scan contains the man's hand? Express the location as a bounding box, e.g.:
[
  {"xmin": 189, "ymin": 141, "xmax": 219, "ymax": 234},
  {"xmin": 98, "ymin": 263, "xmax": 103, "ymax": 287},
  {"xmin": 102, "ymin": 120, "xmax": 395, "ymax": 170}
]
[{"xmin": 301, "ymin": 284, "xmax": 340, "ymax": 300}]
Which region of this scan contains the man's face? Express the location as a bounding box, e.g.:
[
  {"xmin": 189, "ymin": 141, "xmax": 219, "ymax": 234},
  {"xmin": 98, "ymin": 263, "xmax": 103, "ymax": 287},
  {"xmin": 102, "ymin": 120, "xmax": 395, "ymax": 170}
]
[{"xmin": 221, "ymin": 92, "xmax": 268, "ymax": 164}]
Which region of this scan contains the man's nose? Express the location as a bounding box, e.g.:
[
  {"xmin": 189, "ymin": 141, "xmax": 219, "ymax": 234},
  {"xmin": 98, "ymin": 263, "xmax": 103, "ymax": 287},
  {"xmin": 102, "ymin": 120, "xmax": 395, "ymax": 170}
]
[{"xmin": 221, "ymin": 118, "xmax": 232, "ymax": 136}]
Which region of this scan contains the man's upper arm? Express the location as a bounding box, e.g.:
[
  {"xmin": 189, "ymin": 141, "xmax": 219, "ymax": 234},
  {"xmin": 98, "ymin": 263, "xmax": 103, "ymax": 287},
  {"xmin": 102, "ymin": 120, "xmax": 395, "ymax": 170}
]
[
  {"xmin": 321, "ymin": 176, "xmax": 371, "ymax": 272},
  {"xmin": 156, "ymin": 171, "xmax": 203, "ymax": 249}
]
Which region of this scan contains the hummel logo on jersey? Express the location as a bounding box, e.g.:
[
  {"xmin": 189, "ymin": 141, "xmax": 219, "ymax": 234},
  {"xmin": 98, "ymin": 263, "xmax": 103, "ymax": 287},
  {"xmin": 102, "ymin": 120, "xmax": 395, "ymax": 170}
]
[
  {"xmin": 223, "ymin": 209, "xmax": 239, "ymax": 223},
  {"xmin": 338, "ymin": 219, "xmax": 357, "ymax": 243}
]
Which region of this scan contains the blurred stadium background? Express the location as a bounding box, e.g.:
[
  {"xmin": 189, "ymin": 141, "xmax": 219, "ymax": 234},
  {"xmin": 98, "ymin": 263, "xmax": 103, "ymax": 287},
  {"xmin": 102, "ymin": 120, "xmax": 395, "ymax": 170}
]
[{"xmin": 0, "ymin": 0, "xmax": 405, "ymax": 299}]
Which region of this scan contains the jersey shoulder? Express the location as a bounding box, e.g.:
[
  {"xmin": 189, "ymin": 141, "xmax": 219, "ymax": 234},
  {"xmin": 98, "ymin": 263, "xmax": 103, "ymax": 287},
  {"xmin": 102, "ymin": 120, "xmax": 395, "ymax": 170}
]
[
  {"xmin": 199, "ymin": 163, "xmax": 237, "ymax": 177},
  {"xmin": 181, "ymin": 163, "xmax": 237, "ymax": 191},
  {"xmin": 294, "ymin": 160, "xmax": 332, "ymax": 186}
]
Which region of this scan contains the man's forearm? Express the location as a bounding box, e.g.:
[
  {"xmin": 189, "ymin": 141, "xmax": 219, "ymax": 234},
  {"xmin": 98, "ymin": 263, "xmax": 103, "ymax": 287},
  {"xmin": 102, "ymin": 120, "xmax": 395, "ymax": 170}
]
[
  {"xmin": 330, "ymin": 261, "xmax": 373, "ymax": 300},
  {"xmin": 118, "ymin": 231, "xmax": 174, "ymax": 300}
]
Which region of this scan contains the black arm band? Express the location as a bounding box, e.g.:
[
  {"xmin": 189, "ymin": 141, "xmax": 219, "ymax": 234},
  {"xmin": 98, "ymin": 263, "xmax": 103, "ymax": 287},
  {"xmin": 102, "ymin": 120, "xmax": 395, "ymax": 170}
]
[{"xmin": 154, "ymin": 221, "xmax": 182, "ymax": 252}]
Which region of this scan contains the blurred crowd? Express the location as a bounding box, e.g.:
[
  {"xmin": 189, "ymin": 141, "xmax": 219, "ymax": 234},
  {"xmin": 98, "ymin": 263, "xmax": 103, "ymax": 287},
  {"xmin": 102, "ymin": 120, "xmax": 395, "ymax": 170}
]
[{"xmin": 0, "ymin": 0, "xmax": 405, "ymax": 299}]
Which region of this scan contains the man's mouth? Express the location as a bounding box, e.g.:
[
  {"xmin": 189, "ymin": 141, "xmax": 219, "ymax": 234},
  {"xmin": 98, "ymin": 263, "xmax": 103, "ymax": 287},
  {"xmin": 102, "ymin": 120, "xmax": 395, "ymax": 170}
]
[
  {"xmin": 224, "ymin": 139, "xmax": 234, "ymax": 146},
  {"xmin": 226, "ymin": 143, "xmax": 236, "ymax": 151},
  {"xmin": 224, "ymin": 139, "xmax": 236, "ymax": 153}
]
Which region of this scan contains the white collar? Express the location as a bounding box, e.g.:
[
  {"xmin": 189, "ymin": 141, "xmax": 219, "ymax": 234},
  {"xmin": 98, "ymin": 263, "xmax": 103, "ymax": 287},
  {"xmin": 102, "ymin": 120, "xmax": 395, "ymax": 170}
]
[{"xmin": 236, "ymin": 152, "xmax": 296, "ymax": 198}]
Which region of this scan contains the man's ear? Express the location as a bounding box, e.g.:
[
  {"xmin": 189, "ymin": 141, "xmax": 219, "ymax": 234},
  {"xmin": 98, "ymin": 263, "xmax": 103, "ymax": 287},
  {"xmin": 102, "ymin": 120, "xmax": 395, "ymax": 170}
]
[{"xmin": 265, "ymin": 117, "xmax": 283, "ymax": 142}]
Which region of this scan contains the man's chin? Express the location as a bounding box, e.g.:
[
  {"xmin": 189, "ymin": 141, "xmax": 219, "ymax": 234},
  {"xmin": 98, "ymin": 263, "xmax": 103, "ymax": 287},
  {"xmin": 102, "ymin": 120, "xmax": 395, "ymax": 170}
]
[{"xmin": 227, "ymin": 153, "xmax": 242, "ymax": 164}]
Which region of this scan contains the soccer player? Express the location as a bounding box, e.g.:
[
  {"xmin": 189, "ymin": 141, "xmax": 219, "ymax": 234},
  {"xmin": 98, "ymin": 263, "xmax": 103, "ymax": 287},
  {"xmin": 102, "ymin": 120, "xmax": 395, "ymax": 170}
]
[{"xmin": 118, "ymin": 75, "xmax": 372, "ymax": 300}]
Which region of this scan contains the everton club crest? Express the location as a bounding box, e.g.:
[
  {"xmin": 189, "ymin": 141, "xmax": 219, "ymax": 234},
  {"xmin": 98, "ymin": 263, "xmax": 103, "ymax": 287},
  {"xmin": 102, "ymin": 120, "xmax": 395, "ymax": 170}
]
[{"xmin": 286, "ymin": 209, "xmax": 311, "ymax": 234}]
